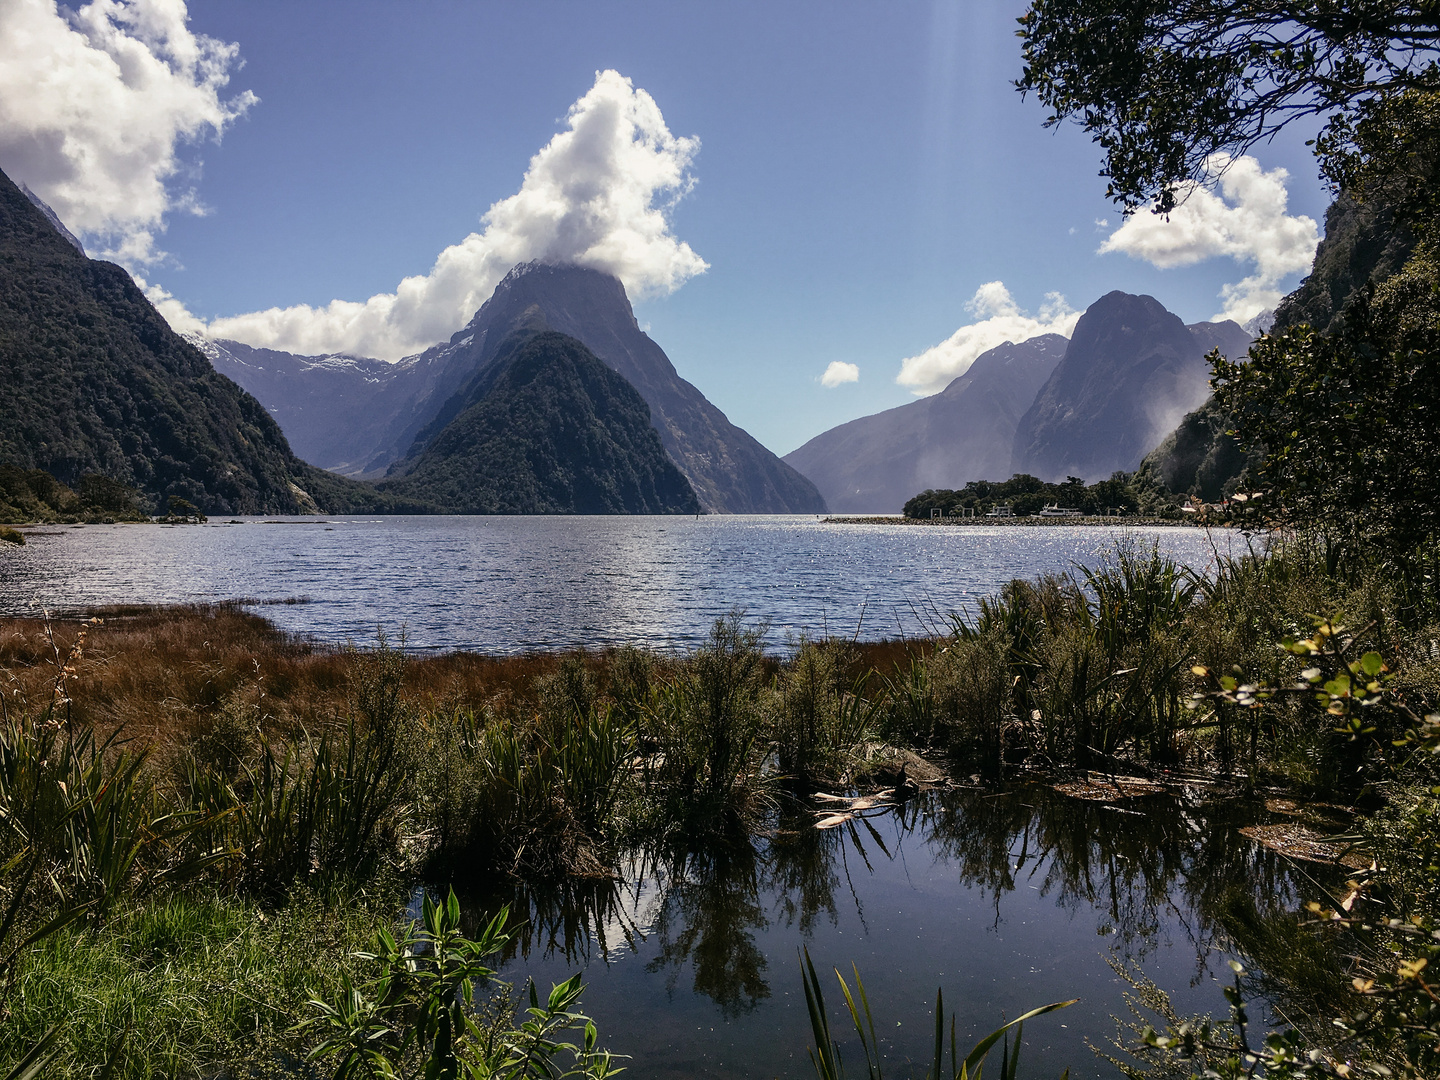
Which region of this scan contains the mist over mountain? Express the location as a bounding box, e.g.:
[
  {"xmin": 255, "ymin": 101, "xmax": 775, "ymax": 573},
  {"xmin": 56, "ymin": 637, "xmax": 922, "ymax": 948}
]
[
  {"xmin": 1012, "ymin": 292, "xmax": 1252, "ymax": 482},
  {"xmin": 0, "ymin": 166, "xmax": 395, "ymax": 516},
  {"xmin": 783, "ymin": 335, "xmax": 1066, "ymax": 513},
  {"xmin": 381, "ymin": 330, "xmax": 699, "ymax": 514}
]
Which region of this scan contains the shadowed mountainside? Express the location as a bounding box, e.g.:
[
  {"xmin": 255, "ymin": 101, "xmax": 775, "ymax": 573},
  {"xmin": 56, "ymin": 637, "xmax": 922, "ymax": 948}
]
[
  {"xmin": 381, "ymin": 330, "xmax": 699, "ymax": 514},
  {"xmin": 0, "ymin": 166, "xmax": 402, "ymax": 516}
]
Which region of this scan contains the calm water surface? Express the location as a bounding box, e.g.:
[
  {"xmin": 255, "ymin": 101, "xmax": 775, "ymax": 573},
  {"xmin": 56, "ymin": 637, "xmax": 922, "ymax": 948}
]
[
  {"xmin": 0, "ymin": 516, "xmax": 1241, "ymax": 651},
  {"xmin": 442, "ymin": 785, "xmax": 1325, "ymax": 1079}
]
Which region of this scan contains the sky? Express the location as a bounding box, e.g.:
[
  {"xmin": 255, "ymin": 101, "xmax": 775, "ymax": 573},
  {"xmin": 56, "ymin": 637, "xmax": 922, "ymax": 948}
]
[{"xmin": 0, "ymin": 0, "xmax": 1333, "ymax": 456}]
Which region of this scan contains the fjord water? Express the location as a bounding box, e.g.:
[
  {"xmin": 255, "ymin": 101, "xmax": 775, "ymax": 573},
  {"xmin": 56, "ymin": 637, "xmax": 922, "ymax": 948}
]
[
  {"xmin": 0, "ymin": 516, "xmax": 1239, "ymax": 651},
  {"xmin": 448, "ymin": 784, "xmax": 1319, "ymax": 1079}
]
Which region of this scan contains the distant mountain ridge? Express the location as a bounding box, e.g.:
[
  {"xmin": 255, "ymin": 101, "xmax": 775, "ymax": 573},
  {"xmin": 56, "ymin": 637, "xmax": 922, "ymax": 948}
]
[
  {"xmin": 1012, "ymin": 292, "xmax": 1252, "ymax": 483},
  {"xmin": 784, "ymin": 292, "xmax": 1253, "ymax": 511},
  {"xmin": 0, "ymin": 165, "xmax": 397, "ymax": 516},
  {"xmin": 783, "ymin": 335, "xmax": 1066, "ymax": 513},
  {"xmin": 207, "ymin": 263, "xmax": 826, "ymax": 513},
  {"xmin": 195, "ymin": 337, "xmax": 479, "ymax": 477}
]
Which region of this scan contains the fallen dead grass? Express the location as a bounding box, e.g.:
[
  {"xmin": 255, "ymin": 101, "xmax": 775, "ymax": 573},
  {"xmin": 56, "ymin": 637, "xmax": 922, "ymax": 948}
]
[
  {"xmin": 1053, "ymin": 774, "xmax": 1167, "ymax": 801},
  {"xmin": 0, "ymin": 603, "xmax": 929, "ymax": 752},
  {"xmin": 1239, "ymin": 823, "xmax": 1372, "ymax": 869}
]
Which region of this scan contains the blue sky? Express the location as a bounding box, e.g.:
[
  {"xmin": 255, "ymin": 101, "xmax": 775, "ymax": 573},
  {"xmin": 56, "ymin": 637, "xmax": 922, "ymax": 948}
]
[{"xmin": 1, "ymin": 1, "xmax": 1332, "ymax": 455}]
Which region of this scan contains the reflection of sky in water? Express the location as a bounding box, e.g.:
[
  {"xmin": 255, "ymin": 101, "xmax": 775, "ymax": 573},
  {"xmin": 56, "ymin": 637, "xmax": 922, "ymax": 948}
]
[
  {"xmin": 0, "ymin": 516, "xmax": 1246, "ymax": 652},
  {"xmin": 453, "ymin": 786, "xmax": 1317, "ymax": 1080}
]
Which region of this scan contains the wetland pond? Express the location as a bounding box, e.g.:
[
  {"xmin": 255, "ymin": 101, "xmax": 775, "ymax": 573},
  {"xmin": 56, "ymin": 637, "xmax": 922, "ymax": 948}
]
[{"xmin": 431, "ymin": 782, "xmax": 1342, "ymax": 1079}]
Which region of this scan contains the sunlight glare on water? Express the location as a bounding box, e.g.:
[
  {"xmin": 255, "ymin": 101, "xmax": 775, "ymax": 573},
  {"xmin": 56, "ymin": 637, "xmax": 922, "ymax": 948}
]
[{"xmin": 0, "ymin": 516, "xmax": 1244, "ymax": 652}]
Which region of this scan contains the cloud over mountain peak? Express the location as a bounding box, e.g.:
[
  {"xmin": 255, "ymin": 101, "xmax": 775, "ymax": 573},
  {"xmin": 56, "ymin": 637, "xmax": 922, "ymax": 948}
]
[{"xmin": 198, "ymin": 69, "xmax": 707, "ymax": 361}]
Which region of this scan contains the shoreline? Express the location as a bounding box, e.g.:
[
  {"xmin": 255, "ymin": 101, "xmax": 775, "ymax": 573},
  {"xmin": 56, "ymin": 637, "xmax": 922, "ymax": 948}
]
[{"xmin": 821, "ymin": 514, "xmax": 1215, "ymax": 527}]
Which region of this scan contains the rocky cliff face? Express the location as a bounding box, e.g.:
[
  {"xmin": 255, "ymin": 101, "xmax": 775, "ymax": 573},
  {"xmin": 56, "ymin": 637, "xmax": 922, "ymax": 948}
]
[
  {"xmin": 381, "ymin": 330, "xmax": 699, "ymax": 514},
  {"xmin": 783, "ymin": 335, "xmax": 1066, "ymax": 512},
  {"xmin": 0, "ymin": 166, "xmax": 388, "ymax": 516},
  {"xmin": 1011, "ymin": 292, "xmax": 1251, "ymax": 482}
]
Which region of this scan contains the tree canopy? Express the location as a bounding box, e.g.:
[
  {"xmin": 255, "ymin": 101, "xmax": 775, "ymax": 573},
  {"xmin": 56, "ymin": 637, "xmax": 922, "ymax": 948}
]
[
  {"xmin": 1211, "ymin": 242, "xmax": 1440, "ymax": 555},
  {"xmin": 1016, "ymin": 0, "xmax": 1440, "ymax": 213}
]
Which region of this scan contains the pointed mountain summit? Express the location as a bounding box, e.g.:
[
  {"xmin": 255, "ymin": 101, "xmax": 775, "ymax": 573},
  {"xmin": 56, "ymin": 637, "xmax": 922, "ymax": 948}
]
[
  {"xmin": 401, "ymin": 263, "xmax": 825, "ymax": 513},
  {"xmin": 1011, "ymin": 292, "xmax": 1252, "ymax": 482},
  {"xmin": 783, "ymin": 335, "xmax": 1066, "ymax": 512},
  {"xmin": 208, "ymin": 264, "xmax": 824, "ymax": 513}
]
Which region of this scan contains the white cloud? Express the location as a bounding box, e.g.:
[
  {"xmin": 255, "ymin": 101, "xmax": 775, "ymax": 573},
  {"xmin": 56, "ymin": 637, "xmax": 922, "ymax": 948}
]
[
  {"xmin": 895, "ymin": 282, "xmax": 1080, "ymax": 396},
  {"xmin": 1098, "ymin": 153, "xmax": 1319, "ymax": 323},
  {"xmin": 0, "ymin": 0, "xmax": 255, "ymax": 266},
  {"xmin": 194, "ymin": 69, "xmax": 707, "ymax": 360},
  {"xmin": 820, "ymin": 361, "xmax": 859, "ymax": 387}
]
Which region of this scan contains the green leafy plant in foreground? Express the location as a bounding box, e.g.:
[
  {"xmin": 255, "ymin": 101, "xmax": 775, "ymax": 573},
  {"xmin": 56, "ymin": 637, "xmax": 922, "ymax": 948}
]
[
  {"xmin": 1129, "ymin": 620, "xmax": 1440, "ymax": 1076},
  {"xmin": 801, "ymin": 948, "xmax": 1074, "ymax": 1079},
  {"xmin": 309, "ymin": 889, "xmax": 621, "ymax": 1080}
]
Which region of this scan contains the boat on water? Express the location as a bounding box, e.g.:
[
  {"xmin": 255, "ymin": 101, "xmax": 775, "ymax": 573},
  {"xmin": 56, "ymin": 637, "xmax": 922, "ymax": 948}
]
[{"xmin": 1038, "ymin": 504, "xmax": 1082, "ymax": 517}]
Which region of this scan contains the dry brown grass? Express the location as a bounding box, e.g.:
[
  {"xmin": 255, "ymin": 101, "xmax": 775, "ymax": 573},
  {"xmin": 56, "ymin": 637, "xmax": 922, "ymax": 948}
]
[{"xmin": 0, "ymin": 604, "xmax": 933, "ymax": 751}]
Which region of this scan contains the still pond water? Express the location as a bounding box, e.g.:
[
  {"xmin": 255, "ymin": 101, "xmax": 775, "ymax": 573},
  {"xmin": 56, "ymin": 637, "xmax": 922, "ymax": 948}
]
[
  {"xmin": 449, "ymin": 784, "xmax": 1326, "ymax": 1079},
  {"xmin": 0, "ymin": 515, "xmax": 1242, "ymax": 652},
  {"xmin": 1, "ymin": 515, "xmax": 1298, "ymax": 1077}
]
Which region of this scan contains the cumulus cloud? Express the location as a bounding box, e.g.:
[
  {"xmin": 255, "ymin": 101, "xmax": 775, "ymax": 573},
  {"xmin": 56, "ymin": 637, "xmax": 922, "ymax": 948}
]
[
  {"xmin": 196, "ymin": 69, "xmax": 707, "ymax": 360},
  {"xmin": 895, "ymin": 282, "xmax": 1081, "ymax": 396},
  {"xmin": 820, "ymin": 361, "xmax": 859, "ymax": 387},
  {"xmin": 1099, "ymin": 153, "xmax": 1319, "ymax": 323},
  {"xmin": 0, "ymin": 0, "xmax": 255, "ymax": 266}
]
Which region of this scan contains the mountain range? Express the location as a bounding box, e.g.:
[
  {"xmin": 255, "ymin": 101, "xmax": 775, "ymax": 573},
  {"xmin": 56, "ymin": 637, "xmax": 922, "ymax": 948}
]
[
  {"xmin": 783, "ymin": 334, "xmax": 1066, "ymax": 513},
  {"xmin": 785, "ymin": 292, "xmax": 1253, "ymax": 513},
  {"xmin": 206, "ymin": 264, "xmax": 825, "ymax": 514}
]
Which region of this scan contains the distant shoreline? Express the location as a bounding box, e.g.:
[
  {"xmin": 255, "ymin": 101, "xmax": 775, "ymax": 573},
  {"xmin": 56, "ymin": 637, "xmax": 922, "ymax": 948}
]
[{"xmin": 821, "ymin": 515, "xmax": 1215, "ymax": 528}]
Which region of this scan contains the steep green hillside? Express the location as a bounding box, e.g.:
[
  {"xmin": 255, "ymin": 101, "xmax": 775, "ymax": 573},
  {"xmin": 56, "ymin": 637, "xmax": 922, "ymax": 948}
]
[
  {"xmin": 1138, "ymin": 191, "xmax": 1417, "ymax": 501},
  {"xmin": 0, "ymin": 167, "xmax": 405, "ymax": 516},
  {"xmin": 382, "ymin": 330, "xmax": 700, "ymax": 514}
]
